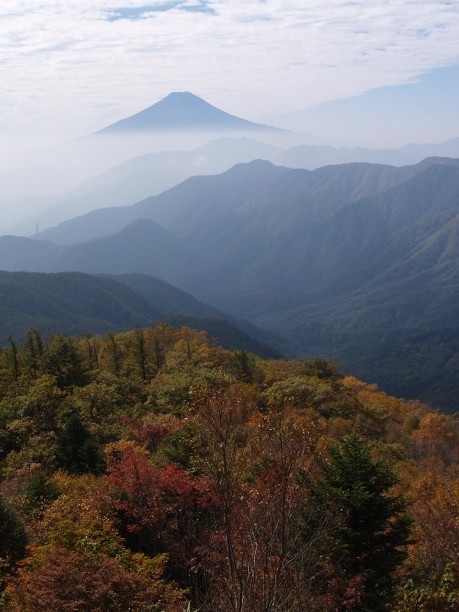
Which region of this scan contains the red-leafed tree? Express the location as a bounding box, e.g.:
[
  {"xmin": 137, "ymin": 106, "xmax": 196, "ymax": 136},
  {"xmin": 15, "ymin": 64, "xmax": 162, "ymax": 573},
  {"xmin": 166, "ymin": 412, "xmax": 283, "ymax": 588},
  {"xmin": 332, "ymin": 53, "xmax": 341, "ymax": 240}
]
[
  {"xmin": 191, "ymin": 388, "xmax": 326, "ymax": 610},
  {"xmin": 6, "ymin": 545, "xmax": 186, "ymax": 611},
  {"xmin": 105, "ymin": 441, "xmax": 217, "ymax": 583}
]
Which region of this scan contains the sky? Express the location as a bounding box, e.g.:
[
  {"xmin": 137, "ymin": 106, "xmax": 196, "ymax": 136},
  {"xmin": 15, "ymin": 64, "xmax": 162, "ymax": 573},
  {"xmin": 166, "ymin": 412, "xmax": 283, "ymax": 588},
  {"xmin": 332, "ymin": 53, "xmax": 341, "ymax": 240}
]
[
  {"xmin": 273, "ymin": 65, "xmax": 459, "ymax": 146},
  {"xmin": 0, "ymin": 0, "xmax": 459, "ymax": 144}
]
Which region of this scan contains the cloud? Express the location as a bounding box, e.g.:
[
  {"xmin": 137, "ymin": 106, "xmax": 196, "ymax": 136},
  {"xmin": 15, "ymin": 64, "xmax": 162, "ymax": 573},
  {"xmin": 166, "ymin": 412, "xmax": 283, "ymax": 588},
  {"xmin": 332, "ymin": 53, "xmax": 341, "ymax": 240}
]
[{"xmin": 0, "ymin": 1, "xmax": 458, "ymax": 138}]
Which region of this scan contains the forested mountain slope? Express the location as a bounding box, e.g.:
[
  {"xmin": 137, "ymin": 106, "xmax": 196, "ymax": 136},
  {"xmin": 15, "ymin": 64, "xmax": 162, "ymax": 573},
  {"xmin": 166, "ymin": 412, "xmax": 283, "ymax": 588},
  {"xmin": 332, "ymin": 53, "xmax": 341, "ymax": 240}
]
[
  {"xmin": 0, "ymin": 325, "xmax": 457, "ymax": 610},
  {"xmin": 0, "ymin": 271, "xmax": 280, "ymax": 358},
  {"xmin": 1, "ymin": 158, "xmax": 459, "ymax": 409}
]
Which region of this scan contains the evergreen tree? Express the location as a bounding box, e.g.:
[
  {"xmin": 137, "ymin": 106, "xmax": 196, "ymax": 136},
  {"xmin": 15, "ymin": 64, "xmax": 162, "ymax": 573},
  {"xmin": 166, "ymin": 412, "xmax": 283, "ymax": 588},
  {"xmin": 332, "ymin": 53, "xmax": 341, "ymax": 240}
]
[
  {"xmin": 6, "ymin": 336, "xmax": 20, "ymax": 380},
  {"xmin": 303, "ymin": 357, "xmax": 342, "ymax": 380},
  {"xmin": 24, "ymin": 328, "xmax": 45, "ymax": 379},
  {"xmin": 25, "ymin": 470, "xmax": 59, "ymax": 509},
  {"xmin": 133, "ymin": 329, "xmax": 147, "ymax": 380},
  {"xmin": 56, "ymin": 414, "xmax": 103, "ymax": 474},
  {"xmin": 313, "ymin": 434, "xmax": 412, "ymax": 610},
  {"xmin": 45, "ymin": 337, "xmax": 88, "ymax": 389},
  {"xmin": 0, "ymin": 494, "xmax": 27, "ymax": 572},
  {"xmin": 229, "ymin": 350, "xmax": 256, "ymax": 383},
  {"xmin": 83, "ymin": 335, "xmax": 99, "ymax": 371},
  {"xmin": 152, "ymin": 337, "xmax": 165, "ymax": 372},
  {"xmin": 107, "ymin": 333, "xmax": 121, "ymax": 377}
]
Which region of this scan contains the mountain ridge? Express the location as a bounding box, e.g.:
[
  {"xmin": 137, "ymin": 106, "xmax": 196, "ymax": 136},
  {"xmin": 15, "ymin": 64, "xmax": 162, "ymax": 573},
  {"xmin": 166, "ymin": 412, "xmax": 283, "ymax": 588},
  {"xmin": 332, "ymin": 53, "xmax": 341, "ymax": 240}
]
[
  {"xmin": 2, "ymin": 157, "xmax": 459, "ymax": 409},
  {"xmin": 34, "ymin": 157, "xmax": 455, "ymax": 247},
  {"xmin": 0, "ymin": 270, "xmax": 281, "ymax": 358}
]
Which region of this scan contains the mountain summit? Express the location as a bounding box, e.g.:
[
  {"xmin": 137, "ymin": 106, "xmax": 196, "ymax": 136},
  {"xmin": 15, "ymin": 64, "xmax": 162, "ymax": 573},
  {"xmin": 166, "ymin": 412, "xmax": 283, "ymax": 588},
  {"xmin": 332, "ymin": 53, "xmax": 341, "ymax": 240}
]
[{"xmin": 97, "ymin": 91, "xmax": 279, "ymax": 134}]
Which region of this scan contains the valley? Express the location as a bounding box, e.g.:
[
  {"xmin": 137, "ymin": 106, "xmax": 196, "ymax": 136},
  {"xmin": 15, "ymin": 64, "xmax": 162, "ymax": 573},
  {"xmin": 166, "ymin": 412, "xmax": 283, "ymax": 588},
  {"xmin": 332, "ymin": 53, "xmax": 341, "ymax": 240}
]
[{"xmin": 1, "ymin": 104, "xmax": 459, "ymax": 412}]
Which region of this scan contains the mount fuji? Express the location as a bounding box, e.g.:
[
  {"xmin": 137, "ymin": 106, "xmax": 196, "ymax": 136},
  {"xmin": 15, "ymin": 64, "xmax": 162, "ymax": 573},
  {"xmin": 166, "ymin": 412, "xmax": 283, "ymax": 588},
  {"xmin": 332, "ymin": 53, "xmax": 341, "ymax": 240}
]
[{"xmin": 97, "ymin": 91, "xmax": 283, "ymax": 134}]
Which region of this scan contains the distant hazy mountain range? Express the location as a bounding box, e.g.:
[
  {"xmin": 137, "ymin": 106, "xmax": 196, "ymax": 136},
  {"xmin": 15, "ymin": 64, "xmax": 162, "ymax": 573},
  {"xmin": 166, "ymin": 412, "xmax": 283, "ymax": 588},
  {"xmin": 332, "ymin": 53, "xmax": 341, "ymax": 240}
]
[
  {"xmin": 4, "ymin": 92, "xmax": 459, "ymax": 237},
  {"xmin": 2, "ymin": 91, "xmax": 459, "ymax": 411},
  {"xmin": 8, "ymin": 137, "xmax": 282, "ymax": 237},
  {"xmin": 32, "ymin": 156, "xmax": 455, "ymax": 247},
  {"xmin": 0, "ymin": 271, "xmax": 281, "ymax": 358},
  {"xmin": 2, "ymin": 156, "xmax": 459, "ymax": 410},
  {"xmin": 0, "ymin": 92, "xmax": 295, "ymax": 235},
  {"xmin": 9, "ymin": 136, "xmax": 459, "ymax": 238}
]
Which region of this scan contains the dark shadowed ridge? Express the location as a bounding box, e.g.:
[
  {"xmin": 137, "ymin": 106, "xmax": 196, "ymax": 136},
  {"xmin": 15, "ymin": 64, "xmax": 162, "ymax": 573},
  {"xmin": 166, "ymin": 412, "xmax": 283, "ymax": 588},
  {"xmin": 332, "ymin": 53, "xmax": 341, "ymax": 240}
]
[
  {"xmin": 96, "ymin": 91, "xmax": 283, "ymax": 134},
  {"xmin": 110, "ymin": 272, "xmax": 288, "ymax": 354},
  {"xmin": 0, "ymin": 270, "xmax": 282, "ymax": 358}
]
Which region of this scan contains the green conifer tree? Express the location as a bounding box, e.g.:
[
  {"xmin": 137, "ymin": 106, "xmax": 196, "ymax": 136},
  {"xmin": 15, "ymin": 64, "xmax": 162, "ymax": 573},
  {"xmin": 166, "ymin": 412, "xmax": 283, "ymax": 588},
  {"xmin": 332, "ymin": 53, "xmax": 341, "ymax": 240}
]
[
  {"xmin": 313, "ymin": 434, "xmax": 412, "ymax": 610},
  {"xmin": 56, "ymin": 414, "xmax": 103, "ymax": 474},
  {"xmin": 0, "ymin": 494, "xmax": 27, "ymax": 587},
  {"xmin": 45, "ymin": 337, "xmax": 87, "ymax": 389}
]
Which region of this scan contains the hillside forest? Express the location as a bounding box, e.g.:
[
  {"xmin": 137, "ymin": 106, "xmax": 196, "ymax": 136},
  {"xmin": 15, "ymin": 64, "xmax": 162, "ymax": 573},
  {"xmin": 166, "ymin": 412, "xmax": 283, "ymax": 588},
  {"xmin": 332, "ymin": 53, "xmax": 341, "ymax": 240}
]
[
  {"xmin": 0, "ymin": 324, "xmax": 457, "ymax": 610},
  {"xmin": 3, "ymin": 156, "xmax": 459, "ymax": 413}
]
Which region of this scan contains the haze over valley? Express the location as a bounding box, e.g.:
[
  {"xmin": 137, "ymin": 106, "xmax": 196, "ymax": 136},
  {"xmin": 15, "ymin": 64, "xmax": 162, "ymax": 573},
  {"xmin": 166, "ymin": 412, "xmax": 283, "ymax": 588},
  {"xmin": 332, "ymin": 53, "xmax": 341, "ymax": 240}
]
[
  {"xmin": 3, "ymin": 91, "xmax": 459, "ymax": 236},
  {"xmin": 2, "ymin": 87, "xmax": 459, "ymax": 413},
  {"xmin": 2, "ymin": 108, "xmax": 459, "ymax": 411}
]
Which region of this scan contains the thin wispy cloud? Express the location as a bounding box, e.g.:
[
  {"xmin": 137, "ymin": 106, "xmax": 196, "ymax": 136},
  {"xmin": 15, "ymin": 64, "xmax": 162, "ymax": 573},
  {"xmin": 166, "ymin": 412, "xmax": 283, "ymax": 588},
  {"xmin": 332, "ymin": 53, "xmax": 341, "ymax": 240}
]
[{"xmin": 0, "ymin": 0, "xmax": 458, "ymax": 138}]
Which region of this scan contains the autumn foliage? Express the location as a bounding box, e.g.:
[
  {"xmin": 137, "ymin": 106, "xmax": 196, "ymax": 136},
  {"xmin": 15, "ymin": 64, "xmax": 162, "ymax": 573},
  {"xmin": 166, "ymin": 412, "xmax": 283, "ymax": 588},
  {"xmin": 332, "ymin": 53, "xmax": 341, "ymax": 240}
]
[{"xmin": 0, "ymin": 324, "xmax": 457, "ymax": 610}]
